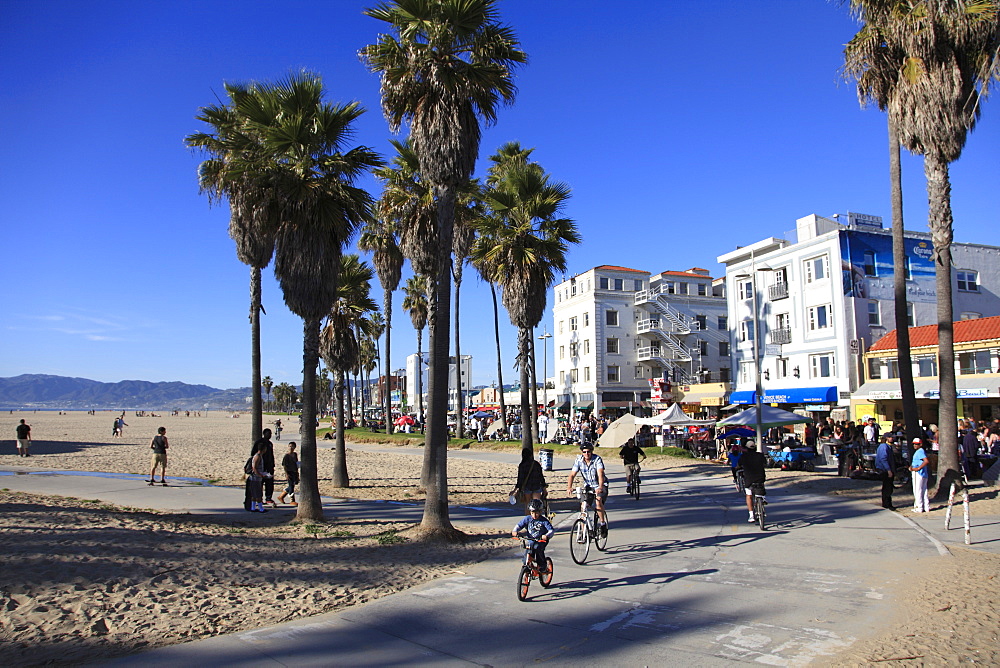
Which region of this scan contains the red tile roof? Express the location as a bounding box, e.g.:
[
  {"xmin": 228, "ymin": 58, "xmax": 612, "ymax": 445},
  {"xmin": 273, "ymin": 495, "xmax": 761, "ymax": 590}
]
[
  {"xmin": 656, "ymin": 270, "xmax": 717, "ymax": 280},
  {"xmin": 870, "ymin": 315, "xmax": 1000, "ymax": 351},
  {"xmin": 596, "ymin": 265, "xmax": 646, "ymax": 273}
]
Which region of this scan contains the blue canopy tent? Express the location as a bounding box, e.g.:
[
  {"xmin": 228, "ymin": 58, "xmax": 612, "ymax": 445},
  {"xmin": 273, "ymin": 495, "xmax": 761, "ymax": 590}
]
[{"xmin": 717, "ymin": 405, "xmax": 812, "ymax": 429}]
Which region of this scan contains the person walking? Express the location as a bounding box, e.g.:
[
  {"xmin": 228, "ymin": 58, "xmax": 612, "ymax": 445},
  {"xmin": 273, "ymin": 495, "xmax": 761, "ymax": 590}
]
[
  {"xmin": 278, "ymin": 442, "xmax": 299, "ymax": 505},
  {"xmin": 874, "ymin": 436, "xmax": 895, "ymax": 510},
  {"xmin": 252, "ymin": 429, "xmax": 276, "ymax": 508},
  {"xmin": 148, "ymin": 426, "xmax": 169, "ymax": 485},
  {"xmin": 15, "ymin": 419, "xmax": 31, "ymax": 457},
  {"xmin": 537, "ymin": 412, "xmax": 550, "ymax": 444},
  {"xmin": 909, "ymin": 438, "xmax": 930, "ymax": 513}
]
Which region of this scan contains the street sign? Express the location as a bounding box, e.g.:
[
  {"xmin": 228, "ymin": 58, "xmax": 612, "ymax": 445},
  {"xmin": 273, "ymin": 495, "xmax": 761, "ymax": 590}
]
[{"xmin": 764, "ymin": 344, "xmax": 781, "ymax": 357}]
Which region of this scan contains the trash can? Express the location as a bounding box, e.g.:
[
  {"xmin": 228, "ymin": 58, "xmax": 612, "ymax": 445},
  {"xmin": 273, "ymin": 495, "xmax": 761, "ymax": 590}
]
[{"xmin": 539, "ymin": 448, "xmax": 554, "ymax": 471}]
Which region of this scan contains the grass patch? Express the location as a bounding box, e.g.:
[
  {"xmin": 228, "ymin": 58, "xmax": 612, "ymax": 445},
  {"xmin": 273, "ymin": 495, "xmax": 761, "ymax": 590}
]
[
  {"xmin": 304, "ymin": 524, "xmax": 326, "ymax": 536},
  {"xmin": 375, "ymin": 529, "xmax": 406, "ymax": 545},
  {"xmin": 659, "ymin": 446, "xmax": 695, "ymax": 458},
  {"xmin": 329, "ymin": 529, "xmax": 354, "ymax": 538}
]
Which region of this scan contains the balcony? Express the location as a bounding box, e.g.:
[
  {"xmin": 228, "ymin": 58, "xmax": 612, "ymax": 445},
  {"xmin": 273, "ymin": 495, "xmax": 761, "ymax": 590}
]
[
  {"xmin": 769, "ymin": 327, "xmax": 792, "ymax": 344},
  {"xmin": 768, "ymin": 283, "xmax": 789, "ymax": 300}
]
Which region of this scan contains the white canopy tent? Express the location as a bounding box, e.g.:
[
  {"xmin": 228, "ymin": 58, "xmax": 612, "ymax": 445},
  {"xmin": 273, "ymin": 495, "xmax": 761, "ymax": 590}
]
[{"xmin": 635, "ymin": 403, "xmax": 716, "ymax": 427}]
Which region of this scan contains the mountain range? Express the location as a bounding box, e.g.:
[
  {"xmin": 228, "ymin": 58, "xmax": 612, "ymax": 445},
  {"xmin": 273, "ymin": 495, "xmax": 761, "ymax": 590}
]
[{"xmin": 0, "ymin": 374, "xmax": 251, "ymax": 411}]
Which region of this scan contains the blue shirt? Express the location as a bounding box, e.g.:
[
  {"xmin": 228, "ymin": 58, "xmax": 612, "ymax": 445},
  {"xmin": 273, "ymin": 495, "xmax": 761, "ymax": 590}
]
[
  {"xmin": 571, "ymin": 453, "xmax": 605, "ymax": 489},
  {"xmin": 513, "ymin": 516, "xmax": 554, "ymax": 542},
  {"xmin": 875, "ymin": 441, "xmax": 894, "ymax": 472},
  {"xmin": 911, "ymin": 448, "xmax": 929, "ymax": 478}
]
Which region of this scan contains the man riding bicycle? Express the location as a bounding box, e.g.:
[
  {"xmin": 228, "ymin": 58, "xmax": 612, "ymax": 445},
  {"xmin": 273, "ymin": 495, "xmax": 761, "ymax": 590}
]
[
  {"xmin": 619, "ymin": 437, "xmax": 646, "ymax": 495},
  {"xmin": 737, "ymin": 441, "xmax": 767, "ymax": 523},
  {"xmin": 512, "ymin": 499, "xmax": 555, "ymax": 572},
  {"xmin": 566, "ymin": 442, "xmax": 608, "ymax": 536}
]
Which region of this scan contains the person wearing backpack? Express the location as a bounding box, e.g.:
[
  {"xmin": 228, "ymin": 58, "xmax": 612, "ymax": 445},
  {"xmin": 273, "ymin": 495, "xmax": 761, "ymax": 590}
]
[{"xmin": 243, "ymin": 428, "xmax": 273, "ymax": 511}]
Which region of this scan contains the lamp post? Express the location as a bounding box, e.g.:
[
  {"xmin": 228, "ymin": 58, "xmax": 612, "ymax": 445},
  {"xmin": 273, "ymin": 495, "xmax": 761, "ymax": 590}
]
[
  {"xmin": 538, "ymin": 330, "xmax": 552, "ymax": 413},
  {"xmin": 735, "ymin": 259, "xmax": 773, "ymax": 449}
]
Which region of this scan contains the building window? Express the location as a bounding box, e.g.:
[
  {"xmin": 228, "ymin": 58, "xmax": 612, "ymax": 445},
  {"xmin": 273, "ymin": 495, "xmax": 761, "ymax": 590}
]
[
  {"xmin": 720, "ymin": 367, "xmax": 731, "ymax": 382},
  {"xmin": 868, "ymin": 358, "xmax": 882, "ymax": 380},
  {"xmin": 613, "ymin": 278, "xmax": 624, "ymax": 291},
  {"xmin": 959, "ymin": 350, "xmax": 992, "ymax": 375},
  {"xmin": 606, "ymin": 310, "xmax": 619, "ymax": 326},
  {"xmin": 868, "ymin": 300, "xmax": 880, "ymax": 326},
  {"xmin": 583, "ymin": 312, "xmax": 589, "ymax": 327},
  {"xmin": 719, "ymin": 341, "xmax": 729, "ymax": 356},
  {"xmin": 570, "ymin": 368, "xmax": 579, "ymax": 382},
  {"xmin": 583, "ymin": 339, "xmax": 590, "ymax": 354},
  {"xmin": 678, "ymin": 282, "xmax": 689, "ymax": 295},
  {"xmin": 718, "ymin": 315, "xmax": 728, "ymax": 330},
  {"xmin": 863, "ymin": 251, "xmax": 877, "ymax": 276},
  {"xmin": 695, "ymin": 315, "xmax": 707, "ymax": 330},
  {"xmin": 810, "ymin": 353, "xmax": 836, "ymax": 378},
  {"xmin": 886, "ymin": 358, "xmax": 900, "ymax": 379},
  {"xmin": 907, "ymin": 303, "xmax": 915, "ymax": 327},
  {"xmin": 598, "ymin": 277, "xmax": 609, "ymax": 290},
  {"xmin": 776, "ymin": 357, "xmax": 789, "ymax": 379},
  {"xmin": 957, "ymin": 270, "xmax": 979, "ymax": 292},
  {"xmin": 699, "ymin": 340, "xmax": 708, "ymax": 355},
  {"xmin": 606, "ymin": 338, "xmax": 619, "ymax": 354},
  {"xmin": 807, "ymin": 304, "xmax": 832, "ymax": 330},
  {"xmin": 666, "ymin": 282, "xmax": 676, "ymax": 294},
  {"xmin": 583, "ymin": 366, "xmax": 591, "ymax": 381},
  {"xmin": 740, "ymin": 361, "xmax": 753, "ymax": 384},
  {"xmin": 571, "ymin": 280, "xmax": 577, "ymax": 296},
  {"xmin": 559, "ymin": 320, "xmax": 563, "ymax": 334},
  {"xmin": 634, "ymin": 279, "xmax": 643, "ymax": 291},
  {"xmin": 559, "ymin": 345, "xmax": 565, "ymax": 360},
  {"xmin": 904, "ymin": 257, "xmax": 912, "ymax": 280},
  {"xmin": 559, "ymin": 371, "xmax": 565, "ymax": 384},
  {"xmin": 607, "ymin": 366, "xmax": 620, "ymax": 383},
  {"xmin": 569, "ymin": 342, "xmax": 579, "ymax": 357},
  {"xmin": 738, "ymin": 280, "xmax": 753, "ymax": 300},
  {"xmin": 960, "ymin": 312, "xmax": 982, "ymax": 320},
  {"xmin": 804, "ymin": 255, "xmax": 828, "ymax": 283},
  {"xmin": 915, "ymin": 356, "xmax": 937, "ymax": 377},
  {"xmin": 739, "ymin": 320, "xmax": 754, "ymax": 342},
  {"xmin": 697, "ymin": 283, "xmax": 707, "ymax": 296},
  {"xmin": 569, "ymin": 316, "xmax": 578, "ymax": 331}
]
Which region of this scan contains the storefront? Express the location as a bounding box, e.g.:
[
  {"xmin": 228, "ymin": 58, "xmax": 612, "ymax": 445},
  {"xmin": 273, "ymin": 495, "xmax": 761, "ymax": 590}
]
[
  {"xmin": 728, "ymin": 386, "xmax": 839, "ymax": 407},
  {"xmin": 853, "ymin": 378, "xmax": 1000, "ymax": 426}
]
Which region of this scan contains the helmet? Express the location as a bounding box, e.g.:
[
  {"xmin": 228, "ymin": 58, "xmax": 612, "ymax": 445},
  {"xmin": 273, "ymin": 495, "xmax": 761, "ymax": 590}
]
[
  {"xmin": 579, "ymin": 441, "xmax": 594, "ymax": 452},
  {"xmin": 527, "ymin": 499, "xmax": 544, "ymax": 512}
]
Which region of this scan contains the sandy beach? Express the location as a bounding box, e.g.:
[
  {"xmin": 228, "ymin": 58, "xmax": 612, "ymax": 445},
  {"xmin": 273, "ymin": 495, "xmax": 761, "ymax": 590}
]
[{"xmin": 2, "ymin": 410, "xmax": 998, "ymax": 665}]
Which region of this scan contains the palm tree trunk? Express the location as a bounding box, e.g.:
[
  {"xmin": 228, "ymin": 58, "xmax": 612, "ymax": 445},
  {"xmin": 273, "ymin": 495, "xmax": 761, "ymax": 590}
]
[
  {"xmin": 529, "ymin": 334, "xmax": 539, "ymax": 442},
  {"xmin": 295, "ymin": 317, "xmax": 324, "ymax": 521},
  {"xmin": 491, "ymin": 282, "xmax": 508, "ymax": 431},
  {"xmin": 251, "ymin": 266, "xmax": 263, "ymax": 443},
  {"xmin": 926, "ymin": 153, "xmax": 959, "ymax": 498},
  {"xmin": 332, "ymin": 369, "xmax": 349, "ymax": 487},
  {"xmin": 519, "ymin": 327, "xmax": 536, "ymax": 458},
  {"xmin": 454, "ymin": 276, "xmax": 465, "ymax": 439},
  {"xmin": 889, "ymin": 116, "xmax": 921, "ymax": 443},
  {"xmin": 419, "ymin": 186, "xmax": 458, "ymax": 537},
  {"xmin": 384, "ymin": 289, "xmax": 394, "ymax": 435}
]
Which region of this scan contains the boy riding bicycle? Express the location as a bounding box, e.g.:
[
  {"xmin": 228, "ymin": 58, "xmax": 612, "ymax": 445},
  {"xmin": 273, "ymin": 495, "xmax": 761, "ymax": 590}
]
[
  {"xmin": 512, "ymin": 499, "xmax": 555, "ymax": 572},
  {"xmin": 737, "ymin": 442, "xmax": 767, "ymax": 522}
]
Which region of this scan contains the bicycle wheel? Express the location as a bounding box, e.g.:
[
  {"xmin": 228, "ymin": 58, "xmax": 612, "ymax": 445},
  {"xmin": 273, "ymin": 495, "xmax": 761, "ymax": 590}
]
[
  {"xmin": 595, "ymin": 515, "xmax": 609, "ymax": 551},
  {"xmin": 540, "ymin": 558, "xmax": 554, "ymax": 588},
  {"xmin": 735, "ymin": 470, "xmax": 746, "ymax": 495},
  {"xmin": 516, "ymin": 565, "xmax": 531, "ymax": 601},
  {"xmin": 633, "ymin": 474, "xmax": 641, "ymax": 501},
  {"xmin": 569, "ymin": 518, "xmax": 590, "ymax": 564},
  {"xmin": 755, "ymin": 495, "xmax": 766, "ymax": 530}
]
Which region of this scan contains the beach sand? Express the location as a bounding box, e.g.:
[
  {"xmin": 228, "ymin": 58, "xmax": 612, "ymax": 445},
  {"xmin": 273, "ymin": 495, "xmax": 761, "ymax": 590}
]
[{"xmin": 2, "ymin": 410, "xmax": 998, "ymax": 665}]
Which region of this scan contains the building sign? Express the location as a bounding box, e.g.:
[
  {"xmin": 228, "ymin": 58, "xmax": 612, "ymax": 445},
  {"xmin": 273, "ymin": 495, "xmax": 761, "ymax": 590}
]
[
  {"xmin": 867, "ymin": 388, "xmax": 989, "ymax": 400},
  {"xmin": 847, "ymin": 212, "xmax": 884, "ymax": 229},
  {"xmin": 841, "ymin": 231, "xmax": 935, "ymax": 301},
  {"xmin": 649, "ymin": 378, "xmax": 669, "ymax": 401}
]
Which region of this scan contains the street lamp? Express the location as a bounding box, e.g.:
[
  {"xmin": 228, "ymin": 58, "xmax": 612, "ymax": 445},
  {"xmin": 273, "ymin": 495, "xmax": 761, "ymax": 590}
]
[
  {"xmin": 538, "ymin": 330, "xmax": 552, "ymax": 414},
  {"xmin": 735, "ymin": 260, "xmax": 773, "ymax": 449}
]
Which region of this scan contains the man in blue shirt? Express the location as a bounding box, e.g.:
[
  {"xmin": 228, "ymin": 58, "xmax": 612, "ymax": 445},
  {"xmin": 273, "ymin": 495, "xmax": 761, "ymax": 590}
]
[
  {"xmin": 566, "ymin": 442, "xmax": 608, "ymax": 535},
  {"xmin": 875, "ymin": 436, "xmax": 896, "ymax": 510}
]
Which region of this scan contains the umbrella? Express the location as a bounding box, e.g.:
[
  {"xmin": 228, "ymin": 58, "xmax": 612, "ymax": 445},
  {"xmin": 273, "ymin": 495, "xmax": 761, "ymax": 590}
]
[
  {"xmin": 717, "ymin": 405, "xmax": 811, "ymax": 429},
  {"xmin": 717, "ymin": 426, "xmax": 756, "ymax": 440},
  {"xmin": 485, "ymin": 419, "xmax": 506, "ymax": 436},
  {"xmin": 597, "ymin": 413, "xmax": 638, "ymax": 448},
  {"xmin": 394, "ymin": 415, "xmax": 415, "ymax": 426},
  {"xmin": 471, "ymin": 411, "xmax": 493, "ymax": 419}
]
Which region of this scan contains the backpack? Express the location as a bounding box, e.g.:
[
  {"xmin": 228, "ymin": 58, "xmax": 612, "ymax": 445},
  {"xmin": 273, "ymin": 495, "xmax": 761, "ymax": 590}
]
[{"xmin": 244, "ymin": 456, "xmax": 254, "ymax": 475}]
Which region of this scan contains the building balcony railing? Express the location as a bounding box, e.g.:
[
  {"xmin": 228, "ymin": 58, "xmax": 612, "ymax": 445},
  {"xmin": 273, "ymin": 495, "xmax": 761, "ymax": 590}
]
[
  {"xmin": 769, "ymin": 327, "xmax": 792, "ymax": 344},
  {"xmin": 768, "ymin": 283, "xmax": 789, "ymax": 300}
]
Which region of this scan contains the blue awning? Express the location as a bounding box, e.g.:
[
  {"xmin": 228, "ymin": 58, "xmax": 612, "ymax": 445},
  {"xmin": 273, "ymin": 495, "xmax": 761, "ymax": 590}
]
[{"xmin": 729, "ymin": 386, "xmax": 838, "ymax": 405}]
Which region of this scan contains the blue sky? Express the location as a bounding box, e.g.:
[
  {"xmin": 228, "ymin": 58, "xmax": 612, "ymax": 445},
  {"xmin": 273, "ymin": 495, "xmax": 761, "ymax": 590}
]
[{"xmin": 1, "ymin": 0, "xmax": 997, "ymax": 390}]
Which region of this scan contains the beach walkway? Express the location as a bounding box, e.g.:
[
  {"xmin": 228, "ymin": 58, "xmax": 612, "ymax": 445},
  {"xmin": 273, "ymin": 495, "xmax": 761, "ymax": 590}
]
[{"xmin": 5, "ymin": 447, "xmax": 996, "ymax": 666}]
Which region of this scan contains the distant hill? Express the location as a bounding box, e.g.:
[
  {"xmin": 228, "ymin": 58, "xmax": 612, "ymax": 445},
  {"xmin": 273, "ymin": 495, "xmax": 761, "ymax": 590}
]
[{"xmin": 0, "ymin": 374, "xmax": 252, "ymax": 411}]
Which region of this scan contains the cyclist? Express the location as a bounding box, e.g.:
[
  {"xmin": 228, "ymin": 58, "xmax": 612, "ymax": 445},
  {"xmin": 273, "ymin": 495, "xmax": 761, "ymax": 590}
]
[
  {"xmin": 566, "ymin": 442, "xmax": 609, "ymax": 536},
  {"xmin": 512, "ymin": 499, "xmax": 555, "ymax": 572},
  {"xmin": 737, "ymin": 441, "xmax": 767, "ymax": 523},
  {"xmin": 619, "ymin": 437, "xmax": 646, "ymax": 494}
]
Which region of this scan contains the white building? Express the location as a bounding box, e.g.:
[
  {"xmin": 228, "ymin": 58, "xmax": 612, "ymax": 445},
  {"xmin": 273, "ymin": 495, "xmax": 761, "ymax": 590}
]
[
  {"xmin": 405, "ymin": 353, "xmax": 472, "ymax": 414},
  {"xmin": 718, "ymin": 212, "xmax": 1000, "ymax": 417},
  {"xmin": 551, "ymin": 265, "xmax": 730, "ymax": 415}
]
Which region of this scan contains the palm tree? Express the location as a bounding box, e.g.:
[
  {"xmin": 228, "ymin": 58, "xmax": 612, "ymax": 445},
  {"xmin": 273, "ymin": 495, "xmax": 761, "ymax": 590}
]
[
  {"xmin": 187, "ymin": 87, "xmax": 280, "ymax": 444},
  {"xmin": 362, "ymin": 0, "xmax": 526, "ymax": 538},
  {"xmin": 227, "ymin": 72, "xmax": 380, "ymax": 521},
  {"xmin": 361, "ymin": 220, "xmax": 404, "ymax": 435},
  {"xmin": 401, "ymin": 274, "xmax": 429, "ymax": 427},
  {"xmin": 451, "ymin": 184, "xmax": 483, "ymax": 439},
  {"xmin": 274, "ymin": 382, "xmax": 297, "ymax": 412},
  {"xmin": 844, "ymin": 0, "xmax": 1000, "ymax": 495},
  {"xmin": 321, "ymin": 254, "xmax": 379, "ymax": 487},
  {"xmin": 262, "ymin": 375, "xmax": 274, "ymax": 413},
  {"xmin": 475, "ymin": 144, "xmax": 579, "ymax": 458}
]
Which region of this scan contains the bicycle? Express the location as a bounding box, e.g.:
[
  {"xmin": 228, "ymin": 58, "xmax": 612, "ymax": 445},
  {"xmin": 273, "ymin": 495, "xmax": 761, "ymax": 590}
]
[
  {"xmin": 569, "ymin": 486, "xmax": 608, "ymax": 564},
  {"xmin": 514, "ymin": 538, "xmax": 553, "ymax": 601},
  {"xmin": 749, "ymin": 482, "xmax": 767, "ymax": 530},
  {"xmin": 734, "ymin": 467, "xmax": 746, "ymax": 495},
  {"xmin": 626, "ymin": 464, "xmax": 641, "ymax": 500}
]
